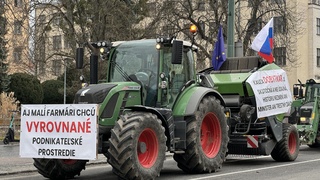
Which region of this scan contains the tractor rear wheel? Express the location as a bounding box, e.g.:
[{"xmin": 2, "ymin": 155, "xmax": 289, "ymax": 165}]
[
  {"xmin": 33, "ymin": 158, "xmax": 87, "ymax": 179},
  {"xmin": 107, "ymin": 112, "xmax": 167, "ymax": 180},
  {"xmin": 173, "ymin": 96, "xmax": 228, "ymax": 173},
  {"xmin": 271, "ymin": 123, "xmax": 299, "ymax": 161}
]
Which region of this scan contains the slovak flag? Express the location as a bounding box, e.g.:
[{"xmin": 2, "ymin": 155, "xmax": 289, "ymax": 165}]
[{"xmin": 251, "ymin": 18, "xmax": 274, "ymax": 63}]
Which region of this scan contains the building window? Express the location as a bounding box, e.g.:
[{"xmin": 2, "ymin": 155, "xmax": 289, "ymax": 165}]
[
  {"xmin": 52, "ymin": 13, "xmax": 61, "ymax": 26},
  {"xmin": 198, "ymin": 1, "xmax": 205, "ymax": 11},
  {"xmin": 13, "ymin": 47, "xmax": 22, "ymax": 62},
  {"xmin": 53, "ymin": 35, "xmax": 61, "ymax": 50},
  {"xmin": 14, "ymin": 21, "xmax": 22, "ymax": 34},
  {"xmin": 39, "ymin": 61, "xmax": 46, "ymax": 75},
  {"xmin": 248, "ymin": 0, "xmax": 254, "ymax": 7},
  {"xmin": 317, "ymin": 48, "xmax": 320, "ymax": 67},
  {"xmin": 0, "ymin": 16, "xmax": 5, "ymax": 33},
  {"xmin": 317, "ymin": 18, "xmax": 320, "ymax": 35},
  {"xmin": 14, "ymin": 0, "xmax": 23, "ymax": 7},
  {"xmin": 64, "ymin": 37, "xmax": 71, "ymax": 49},
  {"xmin": 52, "ymin": 59, "xmax": 61, "ymax": 76},
  {"xmin": 270, "ymin": 0, "xmax": 286, "ymax": 4},
  {"xmin": 0, "ymin": 0, "xmax": 5, "ymax": 8},
  {"xmin": 162, "ymin": 25, "xmax": 175, "ymax": 36},
  {"xmin": 183, "ymin": 23, "xmax": 191, "ymax": 39},
  {"xmin": 274, "ymin": 16, "xmax": 286, "ymax": 34},
  {"xmin": 147, "ymin": 2, "xmax": 156, "ymax": 16},
  {"xmin": 38, "ymin": 15, "xmax": 46, "ymax": 25},
  {"xmin": 311, "ymin": 0, "xmax": 320, "ymax": 5},
  {"xmin": 38, "ymin": 39, "xmax": 46, "ymax": 74},
  {"xmin": 253, "ymin": 18, "xmax": 262, "ymax": 34},
  {"xmin": 163, "ymin": 1, "xmax": 176, "ymax": 9},
  {"xmin": 274, "ymin": 47, "xmax": 286, "ymax": 66},
  {"xmin": 198, "ymin": 21, "xmax": 206, "ymax": 38}
]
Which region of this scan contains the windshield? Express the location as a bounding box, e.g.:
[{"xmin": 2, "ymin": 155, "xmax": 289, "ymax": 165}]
[
  {"xmin": 109, "ymin": 39, "xmax": 158, "ymax": 82},
  {"xmin": 305, "ymin": 84, "xmax": 320, "ymax": 102}
]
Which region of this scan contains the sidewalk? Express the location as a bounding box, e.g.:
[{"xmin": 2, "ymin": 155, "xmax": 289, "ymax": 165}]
[
  {"xmin": 0, "ymin": 143, "xmax": 173, "ymax": 176},
  {"xmin": 0, "ymin": 143, "xmax": 107, "ymax": 176}
]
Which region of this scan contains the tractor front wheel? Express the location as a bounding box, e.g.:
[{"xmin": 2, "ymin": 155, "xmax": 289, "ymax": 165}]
[
  {"xmin": 107, "ymin": 112, "xmax": 167, "ymax": 180},
  {"xmin": 173, "ymin": 95, "xmax": 229, "ymax": 173},
  {"xmin": 307, "ymin": 132, "xmax": 320, "ymax": 148},
  {"xmin": 33, "ymin": 158, "xmax": 87, "ymax": 179},
  {"xmin": 271, "ymin": 123, "xmax": 299, "ymax": 161}
]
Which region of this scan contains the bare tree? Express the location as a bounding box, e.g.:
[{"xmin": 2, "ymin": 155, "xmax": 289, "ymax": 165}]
[
  {"xmin": 3, "ymin": 0, "xmax": 33, "ymax": 75},
  {"xmin": 27, "ymin": 0, "xmax": 150, "ymax": 81},
  {"xmin": 0, "ymin": 1, "xmax": 10, "ymax": 92},
  {"xmin": 146, "ymin": 0, "xmax": 303, "ymax": 70},
  {"xmin": 4, "ymin": 0, "xmax": 304, "ymax": 80}
]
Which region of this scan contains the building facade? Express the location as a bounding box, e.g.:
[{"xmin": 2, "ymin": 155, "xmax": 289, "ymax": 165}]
[
  {"xmin": 34, "ymin": 2, "xmax": 72, "ymax": 82},
  {"xmin": 4, "ymin": 0, "xmax": 31, "ymax": 74},
  {"xmin": 281, "ymin": 0, "xmax": 320, "ymax": 86},
  {"xmin": 3, "ymin": 0, "xmax": 320, "ymax": 87}
]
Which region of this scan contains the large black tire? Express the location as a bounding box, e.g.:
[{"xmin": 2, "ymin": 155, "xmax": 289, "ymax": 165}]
[
  {"xmin": 173, "ymin": 95, "xmax": 228, "ymax": 173},
  {"xmin": 271, "ymin": 123, "xmax": 299, "ymax": 161},
  {"xmin": 33, "ymin": 158, "xmax": 87, "ymax": 180},
  {"xmin": 3, "ymin": 137, "xmax": 9, "ymax": 145},
  {"xmin": 107, "ymin": 112, "xmax": 167, "ymax": 180},
  {"xmin": 307, "ymin": 139, "xmax": 320, "ymax": 148},
  {"xmin": 307, "ymin": 132, "xmax": 320, "ymax": 148}
]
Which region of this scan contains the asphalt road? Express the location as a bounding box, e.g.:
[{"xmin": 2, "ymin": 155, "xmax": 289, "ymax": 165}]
[{"xmin": 1, "ymin": 144, "xmax": 320, "ymax": 180}]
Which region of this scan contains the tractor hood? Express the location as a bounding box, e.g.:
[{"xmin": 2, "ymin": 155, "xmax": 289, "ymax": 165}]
[{"xmin": 74, "ymin": 83, "xmax": 117, "ymax": 104}]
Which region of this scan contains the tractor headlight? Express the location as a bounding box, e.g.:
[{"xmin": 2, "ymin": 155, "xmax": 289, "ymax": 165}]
[
  {"xmin": 156, "ymin": 43, "xmax": 161, "ymax": 50},
  {"xmin": 100, "ymin": 47, "xmax": 105, "ymax": 54},
  {"xmin": 300, "ymin": 117, "xmax": 310, "ymax": 124}
]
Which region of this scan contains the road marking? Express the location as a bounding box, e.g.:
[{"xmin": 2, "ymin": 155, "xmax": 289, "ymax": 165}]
[
  {"xmin": 189, "ymin": 158, "xmax": 320, "ymax": 180},
  {"xmin": 1, "ymin": 173, "xmax": 40, "ymax": 180}
]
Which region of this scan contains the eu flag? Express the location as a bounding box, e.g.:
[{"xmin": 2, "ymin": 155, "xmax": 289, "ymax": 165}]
[{"xmin": 212, "ymin": 26, "xmax": 226, "ymax": 70}]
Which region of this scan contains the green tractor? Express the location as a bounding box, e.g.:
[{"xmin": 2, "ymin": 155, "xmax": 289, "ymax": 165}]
[
  {"xmin": 33, "ymin": 38, "xmax": 229, "ymax": 179},
  {"xmin": 290, "ymin": 79, "xmax": 320, "ymax": 147},
  {"xmin": 33, "ymin": 38, "xmax": 299, "ymax": 180}
]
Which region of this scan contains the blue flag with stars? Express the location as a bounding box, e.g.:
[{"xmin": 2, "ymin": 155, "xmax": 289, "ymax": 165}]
[{"xmin": 212, "ymin": 26, "xmax": 226, "ymax": 70}]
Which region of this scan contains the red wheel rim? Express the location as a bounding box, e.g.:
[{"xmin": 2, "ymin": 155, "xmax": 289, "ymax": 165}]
[
  {"xmin": 138, "ymin": 128, "xmax": 158, "ymax": 168},
  {"xmin": 201, "ymin": 112, "xmax": 221, "ymax": 158},
  {"xmin": 288, "ymin": 132, "xmax": 297, "ymax": 154},
  {"xmin": 62, "ymin": 159, "xmax": 77, "ymax": 165}
]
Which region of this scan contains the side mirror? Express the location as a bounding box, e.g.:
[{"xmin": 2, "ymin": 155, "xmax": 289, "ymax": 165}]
[
  {"xmin": 76, "ymin": 47, "xmax": 84, "ymax": 69},
  {"xmin": 299, "ymin": 88, "xmax": 304, "ymax": 98},
  {"xmin": 293, "ymin": 86, "xmax": 304, "ymax": 98},
  {"xmin": 172, "ymin": 40, "xmax": 183, "ymax": 64},
  {"xmin": 293, "ymin": 86, "xmax": 298, "ymax": 96}
]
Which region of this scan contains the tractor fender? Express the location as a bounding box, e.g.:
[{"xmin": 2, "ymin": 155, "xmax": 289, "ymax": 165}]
[
  {"xmin": 173, "ymin": 86, "xmax": 225, "ymax": 116},
  {"xmin": 126, "ymin": 105, "xmax": 167, "ymax": 122},
  {"xmin": 126, "ymin": 105, "xmax": 173, "ymax": 150}
]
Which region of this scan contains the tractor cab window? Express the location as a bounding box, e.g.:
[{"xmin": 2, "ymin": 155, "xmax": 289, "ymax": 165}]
[
  {"xmin": 305, "ymin": 84, "xmax": 320, "ymax": 102},
  {"xmin": 162, "ymin": 46, "xmax": 195, "ymax": 106},
  {"xmin": 109, "ymin": 40, "xmax": 159, "ymax": 84},
  {"xmin": 109, "ymin": 40, "xmax": 159, "ymax": 106}
]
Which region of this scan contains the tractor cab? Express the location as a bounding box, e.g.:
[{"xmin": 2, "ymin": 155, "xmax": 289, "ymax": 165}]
[
  {"xmin": 304, "ymin": 80, "xmax": 320, "ymax": 102},
  {"xmin": 100, "ymin": 38, "xmax": 196, "ymax": 108}
]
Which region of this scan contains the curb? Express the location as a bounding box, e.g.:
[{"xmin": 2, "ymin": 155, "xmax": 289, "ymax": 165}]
[{"xmin": 0, "ymin": 153, "xmax": 173, "ymax": 176}]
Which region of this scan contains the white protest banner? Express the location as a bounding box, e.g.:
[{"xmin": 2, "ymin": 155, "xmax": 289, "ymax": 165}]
[
  {"xmin": 20, "ymin": 104, "xmax": 98, "ymax": 160},
  {"xmin": 246, "ymin": 69, "xmax": 292, "ymax": 118}
]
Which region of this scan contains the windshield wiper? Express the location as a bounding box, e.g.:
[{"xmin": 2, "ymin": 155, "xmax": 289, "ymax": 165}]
[{"xmin": 111, "ymin": 60, "xmax": 134, "ymax": 81}]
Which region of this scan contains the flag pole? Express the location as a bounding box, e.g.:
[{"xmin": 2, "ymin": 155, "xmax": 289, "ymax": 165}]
[{"xmin": 227, "ymin": 0, "xmax": 235, "ymax": 57}]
